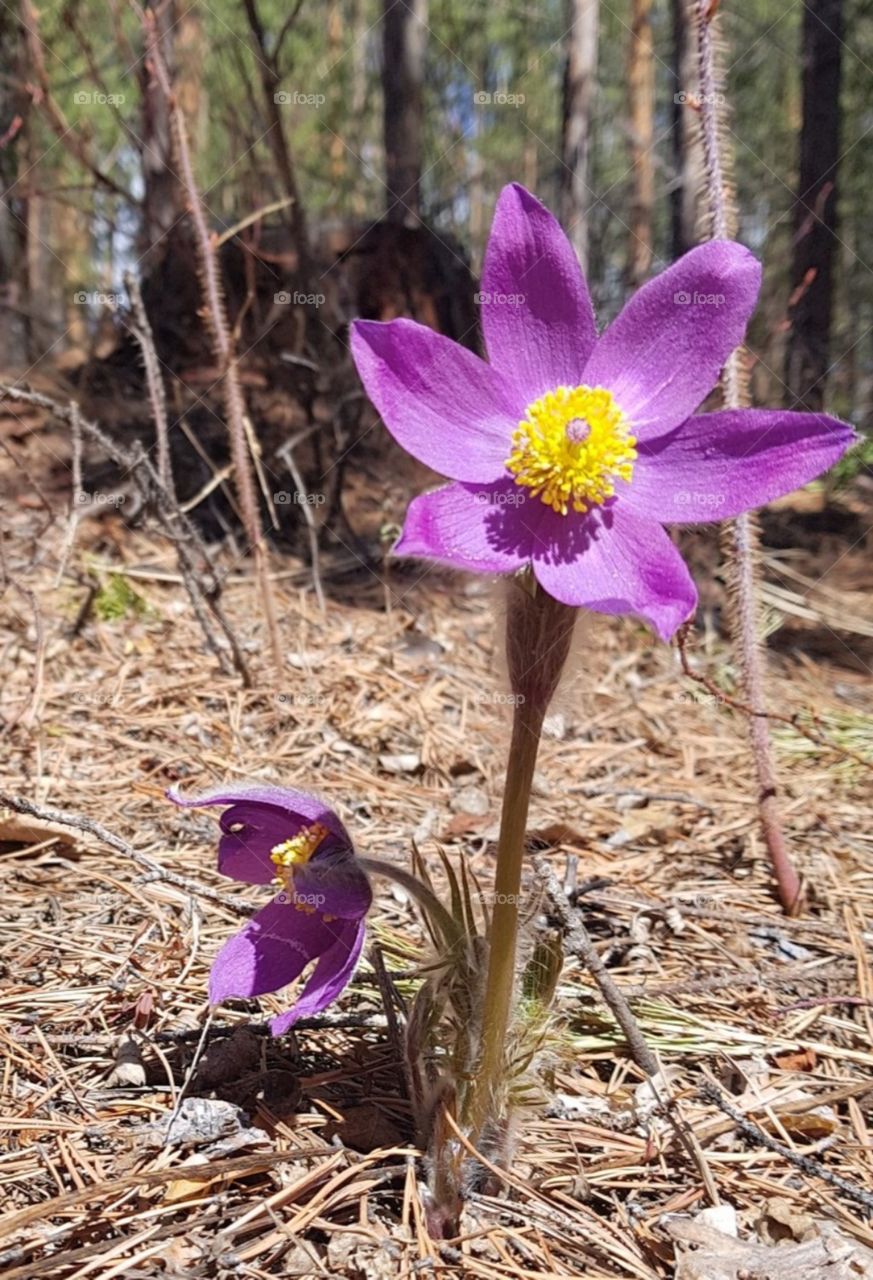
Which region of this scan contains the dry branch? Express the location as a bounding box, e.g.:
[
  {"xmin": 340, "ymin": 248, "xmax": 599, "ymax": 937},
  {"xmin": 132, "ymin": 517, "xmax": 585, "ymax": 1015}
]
[
  {"xmin": 0, "ymin": 383, "xmax": 251, "ymax": 683},
  {"xmin": 124, "ymin": 272, "xmax": 173, "ymax": 494},
  {"xmin": 0, "ymin": 791, "xmax": 255, "ymax": 916},
  {"xmin": 701, "ymin": 1082, "xmax": 873, "ymax": 1214},
  {"xmin": 144, "ymin": 8, "xmax": 284, "ymax": 675}
]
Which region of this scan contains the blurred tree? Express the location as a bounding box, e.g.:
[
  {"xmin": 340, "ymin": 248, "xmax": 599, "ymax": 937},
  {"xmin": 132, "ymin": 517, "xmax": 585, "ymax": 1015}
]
[
  {"xmin": 0, "ymin": 6, "xmax": 29, "ymax": 365},
  {"xmin": 627, "ymin": 0, "xmax": 654, "ymax": 284},
  {"xmin": 242, "ymin": 0, "xmax": 313, "ymax": 264},
  {"xmin": 669, "ymin": 0, "xmax": 704, "ymax": 257},
  {"xmin": 139, "ymin": 1, "xmax": 205, "ymax": 270},
  {"xmin": 560, "ymin": 0, "xmax": 599, "ymax": 275},
  {"xmin": 785, "ymin": 0, "xmax": 843, "ymax": 411},
  {"xmin": 383, "ymin": 0, "xmax": 427, "ymax": 223}
]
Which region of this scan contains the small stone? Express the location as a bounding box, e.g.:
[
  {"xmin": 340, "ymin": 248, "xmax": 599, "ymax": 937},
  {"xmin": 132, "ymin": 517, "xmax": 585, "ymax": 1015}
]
[
  {"xmin": 378, "ymin": 751, "xmax": 422, "ymax": 774},
  {"xmin": 543, "ymin": 711, "xmax": 567, "ymax": 740},
  {"xmin": 616, "ymin": 792, "xmax": 649, "ymax": 812},
  {"xmin": 450, "ymin": 785, "xmax": 490, "ymax": 817},
  {"xmin": 696, "ymin": 1203, "xmax": 738, "ymax": 1238}
]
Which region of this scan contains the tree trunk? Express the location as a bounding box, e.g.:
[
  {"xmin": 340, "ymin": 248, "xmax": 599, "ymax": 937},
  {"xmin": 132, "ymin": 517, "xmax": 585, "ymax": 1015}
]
[
  {"xmin": 138, "ymin": 1, "xmax": 204, "ymax": 272},
  {"xmin": 670, "ymin": 0, "xmax": 705, "ymax": 257},
  {"xmin": 0, "ymin": 5, "xmax": 29, "ymax": 366},
  {"xmin": 327, "ymin": 0, "xmax": 347, "ymax": 193},
  {"xmin": 382, "ymin": 0, "xmax": 427, "ymax": 225},
  {"xmin": 242, "ymin": 0, "xmax": 312, "ymax": 269},
  {"xmin": 627, "ymin": 0, "xmax": 654, "ymax": 285},
  {"xmin": 560, "ymin": 0, "xmax": 599, "ymax": 276},
  {"xmin": 785, "ymin": 0, "xmax": 843, "ymax": 411},
  {"xmin": 349, "ymin": 0, "xmax": 368, "ymax": 217},
  {"xmin": 140, "ymin": 1, "xmax": 181, "ymax": 269}
]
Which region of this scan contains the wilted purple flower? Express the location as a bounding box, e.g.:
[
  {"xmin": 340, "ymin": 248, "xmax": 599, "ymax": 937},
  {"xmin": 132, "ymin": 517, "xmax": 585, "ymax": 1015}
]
[
  {"xmin": 169, "ymin": 783, "xmax": 370, "ymax": 1035},
  {"xmin": 351, "ymin": 184, "xmax": 855, "ymax": 640}
]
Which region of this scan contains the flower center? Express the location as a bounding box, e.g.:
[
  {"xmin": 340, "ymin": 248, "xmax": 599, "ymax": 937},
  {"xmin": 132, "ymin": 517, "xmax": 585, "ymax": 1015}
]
[
  {"xmin": 271, "ymin": 821, "xmax": 329, "ymax": 899},
  {"xmin": 506, "ymin": 385, "xmax": 637, "ymax": 515}
]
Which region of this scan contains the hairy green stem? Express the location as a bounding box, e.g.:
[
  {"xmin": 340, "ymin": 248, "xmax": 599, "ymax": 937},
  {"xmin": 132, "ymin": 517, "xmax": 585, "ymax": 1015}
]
[
  {"xmin": 467, "ymin": 576, "xmax": 576, "ymax": 1144},
  {"xmin": 468, "ymin": 695, "xmax": 547, "ymax": 1141}
]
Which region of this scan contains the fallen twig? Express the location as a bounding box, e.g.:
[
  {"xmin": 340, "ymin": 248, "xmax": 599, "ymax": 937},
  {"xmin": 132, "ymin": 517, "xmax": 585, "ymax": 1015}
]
[
  {"xmin": 701, "ymin": 1080, "xmax": 873, "ymax": 1213},
  {"xmin": 534, "ymin": 858, "xmax": 721, "ymax": 1207},
  {"xmin": 0, "ymin": 792, "xmax": 256, "ymax": 917},
  {"xmin": 277, "ymin": 436, "xmax": 326, "ymax": 612}
]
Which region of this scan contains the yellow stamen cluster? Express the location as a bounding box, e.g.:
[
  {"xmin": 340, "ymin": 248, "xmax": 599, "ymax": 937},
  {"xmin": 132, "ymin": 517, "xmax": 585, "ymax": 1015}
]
[
  {"xmin": 506, "ymin": 385, "xmax": 636, "ymax": 515},
  {"xmin": 270, "ymin": 821, "xmax": 329, "ymax": 899}
]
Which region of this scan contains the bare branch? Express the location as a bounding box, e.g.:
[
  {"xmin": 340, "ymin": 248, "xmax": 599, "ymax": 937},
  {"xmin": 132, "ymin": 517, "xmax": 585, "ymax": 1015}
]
[
  {"xmin": 0, "ymin": 383, "xmax": 252, "ymax": 685},
  {"xmin": 21, "ymin": 2, "xmax": 136, "ymax": 205},
  {"xmin": 144, "ymin": 10, "xmax": 284, "ymax": 675},
  {"xmin": 0, "ymin": 791, "xmax": 256, "ymax": 917},
  {"xmin": 124, "ymin": 272, "xmax": 173, "ymax": 493}
]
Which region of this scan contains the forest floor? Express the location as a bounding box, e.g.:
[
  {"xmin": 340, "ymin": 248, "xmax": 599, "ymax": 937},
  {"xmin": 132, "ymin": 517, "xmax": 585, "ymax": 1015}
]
[{"xmin": 2, "ymin": 408, "xmax": 873, "ymax": 1278}]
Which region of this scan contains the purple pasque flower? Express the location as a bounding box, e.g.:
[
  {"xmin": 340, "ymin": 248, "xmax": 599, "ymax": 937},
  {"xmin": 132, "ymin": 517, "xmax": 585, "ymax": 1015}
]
[
  {"xmin": 350, "ymin": 184, "xmax": 855, "ymax": 641},
  {"xmin": 169, "ymin": 783, "xmax": 371, "ymax": 1036}
]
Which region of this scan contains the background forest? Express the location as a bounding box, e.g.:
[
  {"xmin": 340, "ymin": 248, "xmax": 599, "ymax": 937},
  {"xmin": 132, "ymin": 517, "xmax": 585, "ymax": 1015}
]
[{"xmin": 1, "ymin": 0, "xmax": 871, "ymax": 444}]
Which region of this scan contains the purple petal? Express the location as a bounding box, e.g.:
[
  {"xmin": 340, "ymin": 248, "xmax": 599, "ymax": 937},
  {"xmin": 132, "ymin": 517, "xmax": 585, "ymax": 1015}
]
[
  {"xmin": 209, "ymin": 898, "xmax": 345, "ymax": 1002},
  {"xmin": 394, "ymin": 479, "xmax": 538, "ymax": 573},
  {"xmin": 350, "ymin": 318, "xmax": 518, "ymax": 483},
  {"xmin": 270, "ymin": 918, "xmax": 365, "ymax": 1034},
  {"xmin": 622, "ymin": 409, "xmax": 857, "ymax": 524},
  {"xmin": 582, "ymin": 241, "xmax": 762, "ymax": 439},
  {"xmin": 168, "ymin": 783, "xmax": 350, "ymax": 885},
  {"xmin": 291, "ymin": 849, "xmax": 372, "ymax": 920},
  {"xmin": 480, "ymin": 183, "xmax": 597, "ymax": 405},
  {"xmin": 531, "ymin": 504, "xmax": 698, "ymax": 641}
]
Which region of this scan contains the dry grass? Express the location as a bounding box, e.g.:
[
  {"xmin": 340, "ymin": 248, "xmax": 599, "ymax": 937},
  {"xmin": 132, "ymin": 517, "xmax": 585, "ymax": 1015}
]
[{"xmin": 1, "ymin": 419, "xmax": 873, "ymax": 1278}]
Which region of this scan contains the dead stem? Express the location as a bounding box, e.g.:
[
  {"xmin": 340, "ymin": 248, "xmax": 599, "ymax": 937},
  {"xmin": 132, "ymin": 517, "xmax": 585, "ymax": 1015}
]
[
  {"xmin": 144, "ymin": 10, "xmax": 284, "ymax": 677},
  {"xmin": 693, "ymin": 0, "xmax": 800, "ymax": 914}
]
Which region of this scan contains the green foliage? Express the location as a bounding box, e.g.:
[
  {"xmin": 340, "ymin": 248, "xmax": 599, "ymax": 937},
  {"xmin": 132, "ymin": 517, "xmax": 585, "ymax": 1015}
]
[
  {"xmin": 93, "ymin": 573, "xmax": 149, "ymax": 622},
  {"xmin": 828, "ymin": 433, "xmax": 873, "ymax": 489}
]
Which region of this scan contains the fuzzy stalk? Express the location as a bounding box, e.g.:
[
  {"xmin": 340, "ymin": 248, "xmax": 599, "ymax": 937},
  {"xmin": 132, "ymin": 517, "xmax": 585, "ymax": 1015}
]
[
  {"xmin": 145, "ymin": 12, "xmax": 283, "ymax": 678},
  {"xmin": 467, "ymin": 574, "xmax": 576, "ymax": 1143},
  {"xmin": 693, "ymin": 0, "xmax": 801, "ymax": 914}
]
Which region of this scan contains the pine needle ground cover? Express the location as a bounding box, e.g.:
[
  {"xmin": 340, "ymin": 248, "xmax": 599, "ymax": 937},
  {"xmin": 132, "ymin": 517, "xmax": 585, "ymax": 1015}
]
[{"xmin": 1, "ymin": 427, "xmax": 872, "ymax": 1278}]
